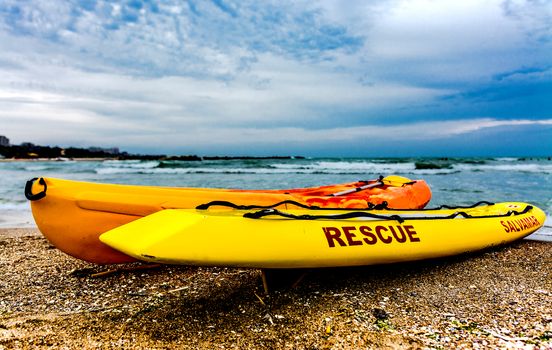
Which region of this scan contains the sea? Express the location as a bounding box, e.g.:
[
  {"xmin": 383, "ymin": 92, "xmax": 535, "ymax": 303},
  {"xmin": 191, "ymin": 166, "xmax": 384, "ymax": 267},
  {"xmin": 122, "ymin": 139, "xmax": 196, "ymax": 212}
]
[{"xmin": 1, "ymin": 157, "xmax": 551, "ymax": 238}]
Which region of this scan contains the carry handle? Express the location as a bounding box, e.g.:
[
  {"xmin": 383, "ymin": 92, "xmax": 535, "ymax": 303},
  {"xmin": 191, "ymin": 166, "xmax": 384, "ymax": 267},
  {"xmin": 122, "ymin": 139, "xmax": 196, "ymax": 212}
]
[{"xmin": 25, "ymin": 177, "xmax": 47, "ymax": 201}]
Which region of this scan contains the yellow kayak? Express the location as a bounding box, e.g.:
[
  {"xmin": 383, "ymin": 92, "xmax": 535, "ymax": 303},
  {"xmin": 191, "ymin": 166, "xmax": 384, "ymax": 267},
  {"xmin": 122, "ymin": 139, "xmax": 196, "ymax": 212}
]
[
  {"xmin": 26, "ymin": 176, "xmax": 431, "ymax": 264},
  {"xmin": 99, "ymin": 201, "xmax": 545, "ymax": 268}
]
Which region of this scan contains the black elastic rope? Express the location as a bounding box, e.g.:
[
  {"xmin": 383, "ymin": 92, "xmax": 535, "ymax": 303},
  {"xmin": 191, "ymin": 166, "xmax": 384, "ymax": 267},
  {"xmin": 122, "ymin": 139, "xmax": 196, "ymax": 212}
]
[
  {"xmin": 243, "ymin": 204, "xmax": 533, "ymax": 222},
  {"xmin": 243, "ymin": 208, "xmax": 406, "ymax": 223},
  {"xmin": 434, "ymin": 201, "xmax": 495, "ymax": 210},
  {"xmin": 197, "ymin": 199, "xmax": 492, "ymax": 212},
  {"xmin": 382, "ymin": 200, "xmax": 496, "ymax": 211},
  {"xmin": 196, "ymin": 199, "xmax": 389, "ymax": 211},
  {"xmin": 196, "ymin": 200, "xmax": 321, "ymax": 210},
  {"xmin": 442, "ymin": 204, "xmax": 533, "ymax": 220}
]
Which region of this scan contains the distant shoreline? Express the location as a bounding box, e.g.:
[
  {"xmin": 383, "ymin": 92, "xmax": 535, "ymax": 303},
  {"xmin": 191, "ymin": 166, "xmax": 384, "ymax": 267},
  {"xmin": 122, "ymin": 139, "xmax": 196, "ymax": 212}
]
[
  {"xmin": 0, "ymin": 157, "xmax": 111, "ymax": 162},
  {"xmin": 0, "ymin": 155, "xmax": 307, "ymax": 162},
  {"xmin": 0, "ymin": 141, "xmax": 307, "ymax": 161}
]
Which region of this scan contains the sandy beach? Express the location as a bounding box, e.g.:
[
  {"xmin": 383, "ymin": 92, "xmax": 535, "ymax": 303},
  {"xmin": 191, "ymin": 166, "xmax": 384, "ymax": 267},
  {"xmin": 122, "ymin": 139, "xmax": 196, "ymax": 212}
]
[{"xmin": 0, "ymin": 228, "xmax": 550, "ymax": 349}]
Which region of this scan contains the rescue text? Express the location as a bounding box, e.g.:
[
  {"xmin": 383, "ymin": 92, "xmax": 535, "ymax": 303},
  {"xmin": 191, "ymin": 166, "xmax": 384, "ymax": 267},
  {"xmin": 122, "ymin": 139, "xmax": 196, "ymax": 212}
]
[{"xmin": 322, "ymin": 225, "xmax": 420, "ymax": 248}]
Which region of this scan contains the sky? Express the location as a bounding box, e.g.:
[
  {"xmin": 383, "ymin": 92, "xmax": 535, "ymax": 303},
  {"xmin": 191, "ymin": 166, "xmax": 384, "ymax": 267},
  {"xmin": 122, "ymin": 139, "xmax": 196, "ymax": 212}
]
[{"xmin": 0, "ymin": 0, "xmax": 551, "ymax": 157}]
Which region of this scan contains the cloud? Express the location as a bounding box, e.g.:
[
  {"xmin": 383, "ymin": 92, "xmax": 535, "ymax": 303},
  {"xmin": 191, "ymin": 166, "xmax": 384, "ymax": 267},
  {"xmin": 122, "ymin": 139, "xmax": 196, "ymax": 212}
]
[
  {"xmin": 0, "ymin": 0, "xmax": 551, "ymax": 156},
  {"xmin": 201, "ymin": 118, "xmax": 552, "ymax": 144},
  {"xmin": 0, "ymin": 0, "xmax": 363, "ymax": 80},
  {"xmin": 502, "ymin": 0, "xmax": 552, "ymax": 43},
  {"xmin": 438, "ymin": 65, "xmax": 552, "ymax": 118},
  {"xmin": 0, "ymin": 51, "xmax": 451, "ymax": 136},
  {"xmin": 351, "ymin": 0, "xmax": 552, "ymax": 90}
]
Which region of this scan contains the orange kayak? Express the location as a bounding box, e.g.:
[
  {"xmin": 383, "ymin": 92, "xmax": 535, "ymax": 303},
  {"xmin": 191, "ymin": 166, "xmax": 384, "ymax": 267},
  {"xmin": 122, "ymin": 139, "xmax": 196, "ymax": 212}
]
[{"xmin": 26, "ymin": 176, "xmax": 431, "ymax": 264}]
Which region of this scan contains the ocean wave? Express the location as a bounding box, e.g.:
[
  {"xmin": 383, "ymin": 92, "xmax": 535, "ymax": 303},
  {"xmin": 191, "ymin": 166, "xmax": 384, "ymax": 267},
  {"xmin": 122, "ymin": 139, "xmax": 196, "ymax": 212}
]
[
  {"xmin": 0, "ymin": 201, "xmax": 30, "ymax": 211},
  {"xmin": 455, "ymin": 163, "xmax": 552, "ymax": 173},
  {"xmin": 94, "ymin": 162, "xmax": 464, "ymax": 175},
  {"xmin": 101, "ymin": 160, "xmax": 160, "ymax": 169},
  {"xmin": 414, "ymin": 170, "xmax": 461, "ymax": 175},
  {"xmin": 0, "ymin": 208, "xmax": 34, "ymax": 228},
  {"xmin": 440, "ymin": 188, "xmax": 485, "ymax": 193},
  {"xmin": 157, "ymin": 161, "xmax": 195, "ymax": 169},
  {"xmin": 7, "ymin": 158, "xmax": 551, "ymax": 177},
  {"xmin": 414, "ymin": 162, "xmax": 452, "ymax": 170},
  {"xmin": 23, "ymin": 165, "xmax": 54, "ymax": 171},
  {"xmin": 99, "ymin": 160, "xmax": 160, "ymax": 170},
  {"xmin": 96, "ymin": 160, "xmax": 417, "ymax": 175},
  {"xmin": 413, "ymin": 158, "xmax": 492, "ymax": 170},
  {"xmin": 271, "ymin": 161, "xmax": 416, "ymax": 172},
  {"xmin": 95, "ymin": 167, "xmax": 373, "ymax": 175},
  {"xmin": 22, "ymin": 164, "xmax": 83, "ymax": 172}
]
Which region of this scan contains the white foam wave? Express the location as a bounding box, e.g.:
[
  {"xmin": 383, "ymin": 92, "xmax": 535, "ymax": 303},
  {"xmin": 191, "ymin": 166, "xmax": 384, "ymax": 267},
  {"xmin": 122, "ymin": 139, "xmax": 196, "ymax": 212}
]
[
  {"xmin": 24, "ymin": 165, "xmax": 51, "ymax": 171},
  {"xmin": 0, "ymin": 208, "xmax": 34, "ymax": 228},
  {"xmin": 94, "ymin": 159, "xmax": 486, "ymax": 175},
  {"xmin": 495, "ymin": 157, "xmax": 519, "ymax": 162},
  {"xmin": 411, "ymin": 169, "xmax": 460, "ymax": 175},
  {"xmin": 10, "ymin": 158, "xmax": 551, "ymax": 177},
  {"xmin": 102, "ymin": 159, "xmax": 141, "ymax": 164},
  {"xmin": 271, "ymin": 161, "xmax": 416, "ymax": 172},
  {"xmin": 455, "ymin": 163, "xmax": 552, "ymax": 173},
  {"xmin": 99, "ymin": 160, "xmax": 160, "ymax": 170},
  {"xmin": 0, "ymin": 201, "xmax": 30, "ymax": 211},
  {"xmin": 95, "ymin": 167, "xmax": 330, "ymax": 175},
  {"xmin": 102, "ymin": 160, "xmax": 157, "ymax": 165}
]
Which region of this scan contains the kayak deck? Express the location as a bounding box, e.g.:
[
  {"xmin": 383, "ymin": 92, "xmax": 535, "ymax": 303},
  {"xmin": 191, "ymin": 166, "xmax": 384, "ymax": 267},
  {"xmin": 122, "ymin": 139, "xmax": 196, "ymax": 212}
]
[{"xmin": 99, "ymin": 202, "xmax": 546, "ymax": 268}]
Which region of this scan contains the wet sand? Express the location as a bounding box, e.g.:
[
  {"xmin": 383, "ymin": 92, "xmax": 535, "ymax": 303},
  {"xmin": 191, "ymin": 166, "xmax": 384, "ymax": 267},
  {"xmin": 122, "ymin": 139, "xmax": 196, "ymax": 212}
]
[{"xmin": 0, "ymin": 228, "xmax": 550, "ymax": 349}]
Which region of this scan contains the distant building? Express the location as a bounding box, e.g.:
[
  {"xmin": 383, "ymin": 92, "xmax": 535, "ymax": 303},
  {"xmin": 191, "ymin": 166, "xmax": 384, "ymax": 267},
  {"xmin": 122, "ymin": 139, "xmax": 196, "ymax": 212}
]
[{"xmin": 0, "ymin": 135, "xmax": 9, "ymax": 146}]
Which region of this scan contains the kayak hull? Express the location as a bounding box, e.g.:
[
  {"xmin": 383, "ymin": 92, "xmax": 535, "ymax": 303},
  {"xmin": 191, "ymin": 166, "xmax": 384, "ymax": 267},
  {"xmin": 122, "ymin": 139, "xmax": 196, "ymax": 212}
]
[
  {"xmin": 99, "ymin": 202, "xmax": 546, "ymax": 268},
  {"xmin": 28, "ymin": 177, "xmax": 431, "ymax": 264}
]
